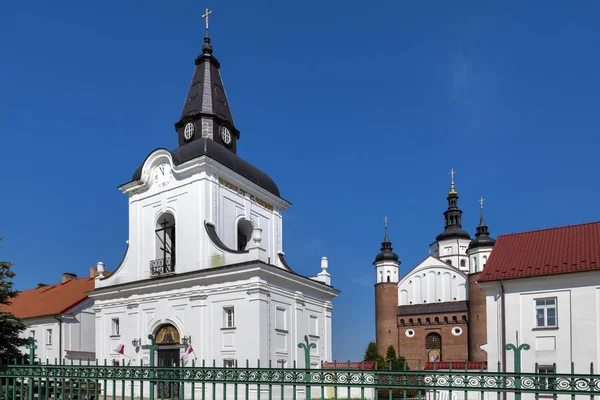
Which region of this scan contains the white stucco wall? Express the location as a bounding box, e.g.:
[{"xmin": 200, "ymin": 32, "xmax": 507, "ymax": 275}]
[
  {"xmin": 429, "ymin": 238, "xmax": 471, "ymax": 273},
  {"xmin": 19, "ymin": 299, "xmax": 95, "ymax": 362},
  {"xmin": 398, "ymin": 256, "xmax": 467, "ymax": 306},
  {"xmin": 97, "ymin": 150, "xmax": 292, "ymax": 290},
  {"xmin": 480, "ymin": 270, "xmax": 600, "ymax": 375}
]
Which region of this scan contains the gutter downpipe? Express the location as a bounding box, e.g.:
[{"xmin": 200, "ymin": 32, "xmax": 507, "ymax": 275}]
[{"xmin": 54, "ymin": 315, "xmax": 62, "ymax": 364}]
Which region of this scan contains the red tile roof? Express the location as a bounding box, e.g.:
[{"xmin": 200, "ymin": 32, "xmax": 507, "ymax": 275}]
[
  {"xmin": 478, "ymin": 221, "xmax": 600, "ymax": 282},
  {"xmin": 322, "ymin": 361, "xmax": 376, "ymax": 370},
  {"xmin": 424, "ymin": 361, "xmax": 487, "ymax": 370},
  {"xmin": 1, "ymin": 277, "xmax": 96, "ymax": 319}
]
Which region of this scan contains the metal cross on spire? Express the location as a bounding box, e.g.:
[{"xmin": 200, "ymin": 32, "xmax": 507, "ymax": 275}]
[
  {"xmin": 202, "ymin": 8, "xmax": 213, "ymax": 34},
  {"xmin": 479, "ymin": 197, "xmax": 485, "ymax": 211},
  {"xmin": 384, "ymin": 216, "xmax": 388, "ymax": 229},
  {"xmin": 449, "ymin": 168, "xmax": 457, "ymax": 194}
]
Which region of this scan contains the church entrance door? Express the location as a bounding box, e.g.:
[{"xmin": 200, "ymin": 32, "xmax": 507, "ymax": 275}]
[{"xmin": 154, "ymin": 324, "xmax": 182, "ymax": 398}]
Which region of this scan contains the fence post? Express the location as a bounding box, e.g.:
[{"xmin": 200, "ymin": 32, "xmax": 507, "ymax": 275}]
[
  {"xmin": 143, "ymin": 334, "xmax": 159, "ymax": 400},
  {"xmin": 298, "ymin": 335, "xmax": 316, "ymax": 400},
  {"xmin": 25, "ymin": 337, "xmax": 37, "ymax": 400},
  {"xmin": 505, "ymin": 343, "xmax": 530, "ymax": 400}
]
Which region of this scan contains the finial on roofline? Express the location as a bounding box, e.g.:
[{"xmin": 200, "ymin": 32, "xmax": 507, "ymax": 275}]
[
  {"xmin": 449, "ymin": 168, "xmax": 457, "ymax": 194},
  {"xmin": 202, "ymin": 8, "xmax": 214, "ymax": 55}
]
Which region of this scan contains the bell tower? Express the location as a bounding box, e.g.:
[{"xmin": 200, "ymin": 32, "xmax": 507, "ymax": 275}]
[{"xmin": 374, "ymin": 217, "xmax": 400, "ymax": 355}]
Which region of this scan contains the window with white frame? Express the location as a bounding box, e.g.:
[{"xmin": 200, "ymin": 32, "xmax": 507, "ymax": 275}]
[
  {"xmin": 537, "ymin": 365, "xmax": 555, "ymax": 390},
  {"xmin": 224, "ymin": 359, "xmax": 236, "ymax": 368},
  {"xmin": 535, "ymin": 298, "xmax": 557, "ymax": 328},
  {"xmin": 111, "ymin": 318, "xmax": 120, "ymax": 336},
  {"xmin": 223, "ymin": 307, "xmax": 235, "ymax": 328},
  {"xmin": 309, "ymin": 315, "xmax": 319, "ymax": 337},
  {"xmin": 276, "ymin": 307, "xmax": 286, "ymax": 331},
  {"xmin": 46, "ymin": 329, "xmax": 52, "ymax": 345}
]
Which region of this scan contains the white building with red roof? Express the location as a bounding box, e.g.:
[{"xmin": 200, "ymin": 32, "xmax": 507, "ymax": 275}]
[{"xmin": 478, "ymin": 221, "xmax": 600, "ymax": 375}]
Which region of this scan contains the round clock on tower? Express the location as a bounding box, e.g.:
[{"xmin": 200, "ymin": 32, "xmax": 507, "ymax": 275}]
[{"xmin": 153, "ymin": 163, "xmax": 173, "ymax": 189}]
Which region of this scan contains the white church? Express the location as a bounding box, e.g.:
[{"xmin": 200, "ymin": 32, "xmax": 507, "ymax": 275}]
[{"xmin": 89, "ymin": 29, "xmax": 339, "ymax": 371}]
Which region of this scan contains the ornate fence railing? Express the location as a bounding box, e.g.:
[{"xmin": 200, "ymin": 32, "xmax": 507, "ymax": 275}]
[{"xmin": 2, "ymin": 337, "xmax": 598, "ymax": 400}]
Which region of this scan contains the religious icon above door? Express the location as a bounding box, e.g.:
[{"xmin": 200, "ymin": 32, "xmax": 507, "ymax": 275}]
[{"xmin": 155, "ymin": 324, "xmax": 180, "ymax": 345}]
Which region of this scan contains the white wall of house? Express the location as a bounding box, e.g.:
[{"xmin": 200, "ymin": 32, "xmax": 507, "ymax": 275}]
[
  {"xmin": 480, "ymin": 270, "xmax": 600, "ymax": 375},
  {"xmin": 19, "ymin": 299, "xmax": 95, "ymax": 362}
]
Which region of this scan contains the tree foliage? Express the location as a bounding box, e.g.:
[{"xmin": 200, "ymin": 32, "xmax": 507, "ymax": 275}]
[
  {"xmin": 0, "ymin": 238, "xmax": 27, "ymax": 360},
  {"xmin": 364, "ymin": 342, "xmax": 409, "ymax": 370}
]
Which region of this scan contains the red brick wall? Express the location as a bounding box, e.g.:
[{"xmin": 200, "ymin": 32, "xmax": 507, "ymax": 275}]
[
  {"xmin": 468, "ymin": 273, "xmax": 487, "ymax": 362},
  {"xmin": 375, "ymin": 282, "xmax": 399, "ymax": 356},
  {"xmin": 397, "ymin": 312, "xmax": 469, "ymax": 370}
]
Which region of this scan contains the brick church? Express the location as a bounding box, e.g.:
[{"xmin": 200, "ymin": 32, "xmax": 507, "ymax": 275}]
[{"xmin": 374, "ymin": 173, "xmax": 494, "ymax": 369}]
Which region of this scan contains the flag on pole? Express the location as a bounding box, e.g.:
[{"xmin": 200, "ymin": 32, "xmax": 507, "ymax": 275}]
[
  {"xmin": 114, "ymin": 344, "xmax": 125, "ymax": 355},
  {"xmin": 181, "ymin": 345, "xmax": 193, "ymax": 361}
]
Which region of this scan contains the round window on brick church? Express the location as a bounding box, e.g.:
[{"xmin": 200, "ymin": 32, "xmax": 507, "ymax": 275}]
[
  {"xmin": 452, "ymin": 327, "xmax": 463, "ymax": 336},
  {"xmin": 405, "ymin": 329, "xmax": 415, "ymax": 338}
]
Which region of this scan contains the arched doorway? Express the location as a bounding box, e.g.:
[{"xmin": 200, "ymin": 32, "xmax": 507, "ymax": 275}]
[
  {"xmin": 426, "ymin": 332, "xmax": 442, "ymax": 362},
  {"xmin": 154, "ymin": 324, "xmax": 182, "ymax": 398}
]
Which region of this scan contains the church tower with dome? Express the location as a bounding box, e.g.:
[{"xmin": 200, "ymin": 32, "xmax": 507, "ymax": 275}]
[{"xmin": 373, "ymin": 171, "xmax": 496, "ymax": 369}]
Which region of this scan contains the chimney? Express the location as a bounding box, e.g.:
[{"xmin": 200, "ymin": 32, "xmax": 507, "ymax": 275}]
[
  {"xmin": 62, "ymin": 272, "xmax": 77, "ymax": 283},
  {"xmin": 90, "ymin": 267, "xmax": 99, "ymax": 278},
  {"xmin": 37, "ymin": 283, "xmax": 48, "ymax": 288}
]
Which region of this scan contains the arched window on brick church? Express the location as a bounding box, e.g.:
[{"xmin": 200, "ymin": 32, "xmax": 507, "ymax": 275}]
[
  {"xmin": 426, "ymin": 332, "xmax": 442, "ymax": 362},
  {"xmin": 386, "ymin": 271, "xmax": 391, "ymax": 282}
]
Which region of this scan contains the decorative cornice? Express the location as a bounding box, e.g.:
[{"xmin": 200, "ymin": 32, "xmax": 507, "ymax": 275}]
[{"xmin": 219, "ymin": 177, "xmax": 274, "ymax": 212}]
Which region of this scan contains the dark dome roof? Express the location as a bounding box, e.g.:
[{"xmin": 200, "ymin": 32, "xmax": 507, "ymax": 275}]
[
  {"xmin": 373, "ymin": 230, "xmax": 400, "ymax": 265},
  {"xmin": 374, "ymin": 248, "xmax": 399, "ymax": 264},
  {"xmin": 130, "ymin": 138, "xmax": 280, "ymax": 197},
  {"xmin": 467, "ymin": 236, "xmax": 496, "ymax": 250},
  {"xmin": 435, "ymin": 227, "xmax": 471, "ymax": 241}
]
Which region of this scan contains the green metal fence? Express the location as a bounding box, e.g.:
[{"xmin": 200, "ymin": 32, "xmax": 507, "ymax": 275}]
[{"xmin": 0, "ymin": 337, "xmax": 598, "ymax": 400}]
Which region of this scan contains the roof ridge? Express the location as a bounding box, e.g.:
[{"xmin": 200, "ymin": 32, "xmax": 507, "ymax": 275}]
[{"xmin": 498, "ymin": 220, "xmax": 600, "ymax": 238}]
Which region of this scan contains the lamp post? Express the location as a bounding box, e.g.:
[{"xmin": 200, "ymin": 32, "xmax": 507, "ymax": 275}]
[{"xmin": 298, "ymin": 335, "xmax": 316, "ymax": 400}]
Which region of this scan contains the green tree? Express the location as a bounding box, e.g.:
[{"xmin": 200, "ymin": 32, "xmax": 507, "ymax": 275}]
[
  {"xmin": 364, "ymin": 341, "xmax": 379, "ymax": 362},
  {"xmin": 363, "ymin": 341, "xmax": 387, "ymax": 370},
  {"xmin": 0, "ymin": 238, "xmax": 27, "ymax": 361}
]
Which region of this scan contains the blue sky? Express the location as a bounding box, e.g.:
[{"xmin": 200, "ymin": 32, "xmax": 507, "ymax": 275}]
[{"xmin": 1, "ymin": 1, "xmax": 599, "ymax": 361}]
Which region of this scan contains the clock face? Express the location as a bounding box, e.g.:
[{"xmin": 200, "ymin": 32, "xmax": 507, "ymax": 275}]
[
  {"xmin": 153, "ymin": 163, "xmax": 173, "ymax": 189},
  {"xmin": 183, "ymin": 122, "xmax": 195, "ymax": 141},
  {"xmin": 220, "ymin": 126, "xmax": 232, "ymax": 146}
]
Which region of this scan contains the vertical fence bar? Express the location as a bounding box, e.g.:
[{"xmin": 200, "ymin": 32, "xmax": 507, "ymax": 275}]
[
  {"xmin": 535, "ymin": 363, "xmax": 539, "ymax": 400},
  {"xmin": 591, "ymin": 363, "xmax": 595, "ymax": 400},
  {"xmin": 202, "ymin": 360, "xmax": 206, "ymax": 400},
  {"xmin": 257, "ymin": 359, "xmax": 261, "ymax": 400},
  {"xmin": 292, "ymin": 360, "xmax": 296, "ymax": 400},
  {"xmin": 244, "ymin": 360, "xmax": 249, "ymax": 400},
  {"xmin": 570, "ymin": 362, "xmax": 575, "ymax": 400},
  {"xmin": 102, "ymin": 359, "xmax": 107, "ymax": 400},
  {"xmin": 223, "ymin": 360, "xmax": 227, "ymax": 400},
  {"xmin": 552, "ymin": 363, "xmax": 557, "ymax": 400},
  {"xmin": 191, "ymin": 359, "xmax": 195, "ymax": 400}
]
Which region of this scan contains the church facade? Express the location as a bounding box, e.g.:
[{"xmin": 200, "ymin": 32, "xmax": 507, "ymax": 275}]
[
  {"xmin": 374, "ymin": 176, "xmax": 494, "ymax": 369},
  {"xmin": 89, "ymin": 29, "xmax": 339, "ymax": 374}
]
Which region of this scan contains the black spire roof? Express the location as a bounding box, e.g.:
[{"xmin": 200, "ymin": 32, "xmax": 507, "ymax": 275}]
[
  {"xmin": 373, "ymin": 223, "xmax": 400, "ymax": 265},
  {"xmin": 468, "ymin": 203, "xmax": 496, "ymax": 250},
  {"xmin": 435, "ymin": 177, "xmax": 471, "ymax": 242},
  {"xmin": 127, "ymin": 23, "xmax": 282, "ymax": 198},
  {"xmin": 174, "ymin": 30, "xmax": 240, "ymax": 152}
]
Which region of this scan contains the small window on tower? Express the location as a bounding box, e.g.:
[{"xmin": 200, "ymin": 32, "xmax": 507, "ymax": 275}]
[
  {"xmin": 460, "ymin": 259, "xmax": 466, "ymax": 268},
  {"xmin": 237, "ymin": 219, "xmax": 254, "ymax": 251}
]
